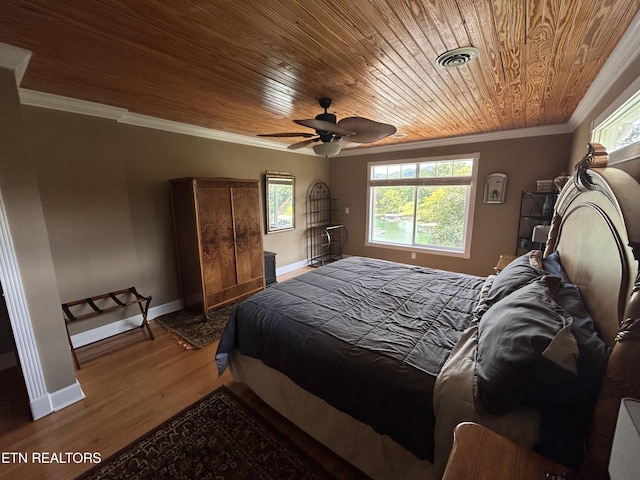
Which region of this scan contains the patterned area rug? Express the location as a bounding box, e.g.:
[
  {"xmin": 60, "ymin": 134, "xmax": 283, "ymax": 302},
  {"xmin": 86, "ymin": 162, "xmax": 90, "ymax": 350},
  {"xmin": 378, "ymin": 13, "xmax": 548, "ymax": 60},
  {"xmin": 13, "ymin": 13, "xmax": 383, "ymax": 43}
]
[
  {"xmin": 153, "ymin": 305, "xmax": 234, "ymax": 349},
  {"xmin": 77, "ymin": 386, "xmax": 336, "ymax": 480}
]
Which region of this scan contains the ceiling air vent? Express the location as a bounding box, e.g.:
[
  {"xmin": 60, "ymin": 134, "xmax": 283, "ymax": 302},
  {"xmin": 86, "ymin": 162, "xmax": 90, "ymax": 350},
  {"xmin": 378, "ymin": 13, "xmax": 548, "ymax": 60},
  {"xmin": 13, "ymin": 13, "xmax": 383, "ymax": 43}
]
[{"xmin": 435, "ymin": 47, "xmax": 479, "ymax": 68}]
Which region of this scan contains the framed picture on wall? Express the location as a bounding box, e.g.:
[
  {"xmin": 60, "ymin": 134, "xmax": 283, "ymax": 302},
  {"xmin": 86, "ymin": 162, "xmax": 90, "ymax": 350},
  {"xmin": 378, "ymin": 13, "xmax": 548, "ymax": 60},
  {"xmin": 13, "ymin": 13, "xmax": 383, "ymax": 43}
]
[{"xmin": 484, "ymin": 173, "xmax": 508, "ymax": 203}]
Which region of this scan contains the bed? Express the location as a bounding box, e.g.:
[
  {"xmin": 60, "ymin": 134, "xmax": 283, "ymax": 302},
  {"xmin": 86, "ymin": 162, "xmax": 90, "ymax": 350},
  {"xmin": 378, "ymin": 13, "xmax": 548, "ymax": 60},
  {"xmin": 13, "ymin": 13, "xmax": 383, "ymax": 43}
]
[{"xmin": 216, "ymin": 147, "xmax": 640, "ymax": 480}]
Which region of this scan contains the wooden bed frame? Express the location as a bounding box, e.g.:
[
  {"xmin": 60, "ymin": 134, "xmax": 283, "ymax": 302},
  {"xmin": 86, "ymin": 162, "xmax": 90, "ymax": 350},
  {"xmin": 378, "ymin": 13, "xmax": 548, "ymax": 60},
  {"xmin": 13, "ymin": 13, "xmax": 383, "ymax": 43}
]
[
  {"xmin": 231, "ymin": 149, "xmax": 640, "ymax": 480},
  {"xmin": 547, "ymin": 149, "xmax": 640, "ymax": 480}
]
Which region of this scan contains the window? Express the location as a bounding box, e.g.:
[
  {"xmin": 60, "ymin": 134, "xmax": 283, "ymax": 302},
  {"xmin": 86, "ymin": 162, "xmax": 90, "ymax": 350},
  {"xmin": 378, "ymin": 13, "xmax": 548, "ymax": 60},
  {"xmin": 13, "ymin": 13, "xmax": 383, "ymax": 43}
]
[
  {"xmin": 592, "ymin": 80, "xmax": 640, "ymax": 163},
  {"xmin": 366, "ymin": 154, "xmax": 479, "ymax": 258}
]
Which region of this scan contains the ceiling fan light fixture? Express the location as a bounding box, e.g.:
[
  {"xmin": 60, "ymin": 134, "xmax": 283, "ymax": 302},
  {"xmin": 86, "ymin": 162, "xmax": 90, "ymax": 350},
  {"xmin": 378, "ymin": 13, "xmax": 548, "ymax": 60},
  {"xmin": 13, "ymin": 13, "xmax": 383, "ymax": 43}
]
[
  {"xmin": 313, "ymin": 142, "xmax": 341, "ymax": 157},
  {"xmin": 436, "ymin": 46, "xmax": 479, "ymax": 68},
  {"xmin": 261, "ymin": 98, "xmax": 396, "ymax": 152}
]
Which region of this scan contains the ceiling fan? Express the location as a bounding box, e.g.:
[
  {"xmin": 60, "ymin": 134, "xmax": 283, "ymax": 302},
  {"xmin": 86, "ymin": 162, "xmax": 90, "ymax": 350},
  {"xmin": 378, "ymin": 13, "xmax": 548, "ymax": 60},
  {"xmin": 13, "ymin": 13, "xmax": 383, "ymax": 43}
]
[{"xmin": 258, "ymin": 98, "xmax": 397, "ymax": 157}]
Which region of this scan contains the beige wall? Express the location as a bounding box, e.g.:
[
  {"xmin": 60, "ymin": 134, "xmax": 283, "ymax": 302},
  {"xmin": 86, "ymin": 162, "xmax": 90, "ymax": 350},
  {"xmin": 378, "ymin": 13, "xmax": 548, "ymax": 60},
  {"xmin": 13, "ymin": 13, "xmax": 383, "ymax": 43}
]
[
  {"xmin": 0, "ymin": 69, "xmax": 76, "ymax": 392},
  {"xmin": 118, "ymin": 124, "xmax": 329, "ymax": 309},
  {"xmin": 24, "ymin": 107, "xmax": 328, "ymax": 333},
  {"xmin": 26, "ymin": 109, "xmax": 141, "ymax": 333},
  {"xmin": 330, "ymin": 134, "xmax": 572, "ymax": 277},
  {"xmin": 568, "ymin": 56, "xmax": 640, "ymax": 170},
  {"xmin": 4, "ymin": 46, "xmax": 639, "ymax": 403},
  {"xmin": 1, "ymin": 75, "xmax": 328, "ymax": 396}
]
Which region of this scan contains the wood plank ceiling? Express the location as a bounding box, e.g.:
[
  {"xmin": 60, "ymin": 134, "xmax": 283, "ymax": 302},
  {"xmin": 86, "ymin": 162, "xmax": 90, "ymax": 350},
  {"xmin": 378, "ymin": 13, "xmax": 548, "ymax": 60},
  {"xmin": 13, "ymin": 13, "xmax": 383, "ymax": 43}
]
[{"xmin": 1, "ymin": 0, "xmax": 638, "ymax": 150}]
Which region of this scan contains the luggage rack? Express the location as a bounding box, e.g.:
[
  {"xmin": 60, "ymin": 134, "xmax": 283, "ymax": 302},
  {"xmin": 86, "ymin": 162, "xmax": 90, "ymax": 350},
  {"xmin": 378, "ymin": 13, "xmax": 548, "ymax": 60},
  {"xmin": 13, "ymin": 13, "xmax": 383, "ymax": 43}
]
[{"xmin": 62, "ymin": 287, "xmax": 154, "ymax": 368}]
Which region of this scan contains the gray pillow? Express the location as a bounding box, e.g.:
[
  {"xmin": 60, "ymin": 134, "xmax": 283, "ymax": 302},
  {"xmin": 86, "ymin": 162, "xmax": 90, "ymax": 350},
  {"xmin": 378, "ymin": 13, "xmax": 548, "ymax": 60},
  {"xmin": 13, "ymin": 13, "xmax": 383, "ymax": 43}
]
[
  {"xmin": 484, "ymin": 250, "xmax": 545, "ymax": 309},
  {"xmin": 474, "ymin": 275, "xmax": 579, "ymax": 414}
]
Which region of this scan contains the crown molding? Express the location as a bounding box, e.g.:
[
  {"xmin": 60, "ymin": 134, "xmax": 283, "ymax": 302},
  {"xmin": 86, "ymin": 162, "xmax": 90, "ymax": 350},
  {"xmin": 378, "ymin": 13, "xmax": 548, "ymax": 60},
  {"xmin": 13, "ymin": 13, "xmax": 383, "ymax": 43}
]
[
  {"xmin": 0, "ymin": 42, "xmax": 32, "ymax": 85},
  {"xmin": 339, "ymin": 123, "xmax": 572, "ymax": 157},
  {"xmin": 17, "ymin": 86, "xmax": 573, "ymax": 156},
  {"xmin": 6, "ymin": 6, "xmax": 640, "ymax": 159},
  {"xmin": 568, "ymin": 9, "xmax": 640, "ymax": 130},
  {"xmin": 20, "ymin": 89, "xmax": 127, "ymax": 119},
  {"xmin": 18, "ymin": 88, "xmax": 308, "ymax": 154},
  {"xmin": 118, "ymin": 111, "xmax": 298, "ymax": 152}
]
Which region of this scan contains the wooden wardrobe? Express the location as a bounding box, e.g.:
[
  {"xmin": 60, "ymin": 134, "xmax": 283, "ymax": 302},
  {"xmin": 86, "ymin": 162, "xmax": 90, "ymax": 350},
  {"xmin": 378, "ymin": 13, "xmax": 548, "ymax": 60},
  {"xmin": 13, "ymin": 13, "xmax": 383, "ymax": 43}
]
[{"xmin": 170, "ymin": 178, "xmax": 265, "ymax": 314}]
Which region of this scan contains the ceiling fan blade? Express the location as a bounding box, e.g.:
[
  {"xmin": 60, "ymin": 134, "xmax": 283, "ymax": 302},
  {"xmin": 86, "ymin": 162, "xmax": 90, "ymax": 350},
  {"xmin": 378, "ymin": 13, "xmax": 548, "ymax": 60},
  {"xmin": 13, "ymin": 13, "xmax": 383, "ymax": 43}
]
[
  {"xmin": 337, "ymin": 117, "xmax": 397, "ymax": 143},
  {"xmin": 257, "ymin": 132, "xmax": 316, "ymax": 138},
  {"xmin": 287, "ymin": 138, "xmax": 319, "ymax": 150},
  {"xmin": 294, "ymin": 118, "xmax": 355, "ymax": 137}
]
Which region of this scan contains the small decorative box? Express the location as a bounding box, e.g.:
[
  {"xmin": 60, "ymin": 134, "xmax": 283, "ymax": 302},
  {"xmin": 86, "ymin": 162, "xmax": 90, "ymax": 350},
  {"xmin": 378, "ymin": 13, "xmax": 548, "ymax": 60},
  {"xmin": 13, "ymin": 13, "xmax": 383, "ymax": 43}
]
[{"xmin": 536, "ymin": 180, "xmax": 554, "ymax": 192}]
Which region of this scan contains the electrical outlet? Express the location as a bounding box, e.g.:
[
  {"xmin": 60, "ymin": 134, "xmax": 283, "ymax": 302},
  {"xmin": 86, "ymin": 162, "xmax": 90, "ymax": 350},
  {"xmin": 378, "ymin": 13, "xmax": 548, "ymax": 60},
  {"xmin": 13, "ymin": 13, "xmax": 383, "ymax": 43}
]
[
  {"xmin": 411, "ymin": 252, "xmax": 416, "ymax": 259},
  {"xmin": 345, "ymin": 207, "xmax": 350, "ymax": 214}
]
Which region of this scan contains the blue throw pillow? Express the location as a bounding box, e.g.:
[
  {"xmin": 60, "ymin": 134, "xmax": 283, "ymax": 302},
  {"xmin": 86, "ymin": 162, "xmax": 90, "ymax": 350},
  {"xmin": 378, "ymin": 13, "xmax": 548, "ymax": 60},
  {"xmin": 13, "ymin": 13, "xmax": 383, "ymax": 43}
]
[
  {"xmin": 528, "ymin": 283, "xmax": 611, "ymax": 408},
  {"xmin": 542, "ymin": 251, "xmax": 570, "ymax": 283}
]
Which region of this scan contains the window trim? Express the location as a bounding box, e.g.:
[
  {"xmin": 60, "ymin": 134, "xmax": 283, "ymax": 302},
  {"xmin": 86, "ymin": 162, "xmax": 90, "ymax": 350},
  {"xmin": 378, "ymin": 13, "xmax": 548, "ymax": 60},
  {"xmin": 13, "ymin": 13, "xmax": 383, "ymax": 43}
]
[
  {"xmin": 365, "ymin": 153, "xmax": 479, "ymax": 259},
  {"xmin": 592, "ymin": 75, "xmax": 640, "ymax": 164}
]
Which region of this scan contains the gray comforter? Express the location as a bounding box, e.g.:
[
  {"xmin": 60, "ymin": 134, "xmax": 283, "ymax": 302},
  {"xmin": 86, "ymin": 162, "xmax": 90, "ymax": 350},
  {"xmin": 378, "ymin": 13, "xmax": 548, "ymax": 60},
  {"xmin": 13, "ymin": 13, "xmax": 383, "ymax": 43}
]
[{"xmin": 216, "ymin": 256, "xmax": 485, "ymax": 460}]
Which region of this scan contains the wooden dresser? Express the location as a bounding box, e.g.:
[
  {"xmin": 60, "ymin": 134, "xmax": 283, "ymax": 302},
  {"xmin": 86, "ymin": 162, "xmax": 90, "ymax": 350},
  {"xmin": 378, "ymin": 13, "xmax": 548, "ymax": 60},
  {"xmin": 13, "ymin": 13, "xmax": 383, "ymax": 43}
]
[{"xmin": 170, "ymin": 178, "xmax": 265, "ymax": 314}]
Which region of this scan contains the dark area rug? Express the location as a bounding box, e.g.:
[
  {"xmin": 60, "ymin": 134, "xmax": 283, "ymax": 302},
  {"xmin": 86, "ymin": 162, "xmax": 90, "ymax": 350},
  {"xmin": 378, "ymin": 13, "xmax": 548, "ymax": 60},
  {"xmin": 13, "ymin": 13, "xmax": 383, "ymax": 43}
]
[
  {"xmin": 153, "ymin": 305, "xmax": 234, "ymax": 349},
  {"xmin": 76, "ymin": 386, "xmax": 336, "ymax": 480}
]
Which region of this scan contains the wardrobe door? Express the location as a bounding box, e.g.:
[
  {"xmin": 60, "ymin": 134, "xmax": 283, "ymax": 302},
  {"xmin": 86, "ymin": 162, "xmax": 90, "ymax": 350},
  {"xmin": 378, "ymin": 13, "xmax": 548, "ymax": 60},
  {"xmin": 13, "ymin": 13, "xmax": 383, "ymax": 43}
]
[
  {"xmin": 196, "ymin": 181, "xmax": 237, "ymax": 311},
  {"xmin": 230, "ymin": 184, "xmax": 264, "ymax": 290}
]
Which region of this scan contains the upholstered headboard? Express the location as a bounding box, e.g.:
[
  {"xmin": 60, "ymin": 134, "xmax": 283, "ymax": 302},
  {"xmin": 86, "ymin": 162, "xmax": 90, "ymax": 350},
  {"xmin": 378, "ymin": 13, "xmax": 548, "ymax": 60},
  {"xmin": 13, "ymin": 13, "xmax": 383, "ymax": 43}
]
[{"xmin": 545, "ymin": 145, "xmax": 640, "ymax": 479}]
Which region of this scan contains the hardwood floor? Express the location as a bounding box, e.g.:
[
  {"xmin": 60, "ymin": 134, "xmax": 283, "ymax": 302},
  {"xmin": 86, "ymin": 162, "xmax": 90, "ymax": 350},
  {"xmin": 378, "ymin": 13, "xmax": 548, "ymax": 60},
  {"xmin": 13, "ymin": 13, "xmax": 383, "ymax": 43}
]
[{"xmin": 0, "ymin": 266, "xmax": 365, "ymax": 480}]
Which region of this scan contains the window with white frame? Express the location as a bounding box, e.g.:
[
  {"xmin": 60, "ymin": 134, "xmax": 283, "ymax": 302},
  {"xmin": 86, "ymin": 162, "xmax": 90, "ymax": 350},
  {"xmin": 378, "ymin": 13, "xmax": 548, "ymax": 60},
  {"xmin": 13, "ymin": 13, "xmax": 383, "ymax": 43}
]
[
  {"xmin": 592, "ymin": 81, "xmax": 640, "ymax": 161},
  {"xmin": 366, "ymin": 154, "xmax": 479, "ymax": 258}
]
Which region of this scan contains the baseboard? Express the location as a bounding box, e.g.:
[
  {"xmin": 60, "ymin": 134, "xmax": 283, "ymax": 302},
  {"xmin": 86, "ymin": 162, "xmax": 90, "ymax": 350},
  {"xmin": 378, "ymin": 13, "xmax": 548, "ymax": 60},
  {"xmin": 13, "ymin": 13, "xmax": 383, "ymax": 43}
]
[
  {"xmin": 29, "ymin": 393, "xmax": 53, "ymax": 420},
  {"xmin": 49, "ymin": 267, "xmax": 312, "ymax": 419},
  {"xmin": 69, "ymin": 262, "xmax": 313, "ymax": 349},
  {"xmin": 41, "ymin": 300, "xmax": 185, "ymax": 419},
  {"xmin": 70, "ymin": 299, "xmax": 183, "ymax": 348},
  {"xmin": 29, "ymin": 380, "xmax": 86, "ymax": 420},
  {"xmin": 34, "ymin": 299, "xmax": 184, "ymax": 419},
  {"xmin": 276, "ymin": 256, "xmax": 350, "ymax": 276},
  {"xmin": 50, "ymin": 380, "xmax": 85, "ymax": 412},
  {"xmin": 276, "ymin": 259, "xmax": 309, "ymax": 276}
]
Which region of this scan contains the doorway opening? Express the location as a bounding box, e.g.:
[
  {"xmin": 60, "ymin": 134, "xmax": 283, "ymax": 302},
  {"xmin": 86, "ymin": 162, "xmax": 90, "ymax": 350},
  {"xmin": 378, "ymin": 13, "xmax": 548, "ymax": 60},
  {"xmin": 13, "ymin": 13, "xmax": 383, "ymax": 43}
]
[{"xmin": 0, "ymin": 283, "xmax": 32, "ymax": 432}]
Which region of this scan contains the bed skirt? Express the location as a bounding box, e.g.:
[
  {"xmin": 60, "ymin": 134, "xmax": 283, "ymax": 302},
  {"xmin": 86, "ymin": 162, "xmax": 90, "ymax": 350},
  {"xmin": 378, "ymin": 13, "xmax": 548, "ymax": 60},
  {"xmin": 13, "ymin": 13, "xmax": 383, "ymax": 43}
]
[{"xmin": 229, "ymin": 351, "xmax": 433, "ymax": 480}]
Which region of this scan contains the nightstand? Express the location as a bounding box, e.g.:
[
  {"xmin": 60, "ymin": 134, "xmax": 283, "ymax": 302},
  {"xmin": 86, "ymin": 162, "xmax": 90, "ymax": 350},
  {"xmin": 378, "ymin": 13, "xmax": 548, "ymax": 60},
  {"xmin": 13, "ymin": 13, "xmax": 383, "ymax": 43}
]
[
  {"xmin": 442, "ymin": 422, "xmax": 574, "ymax": 480},
  {"xmin": 494, "ymin": 254, "xmax": 517, "ymax": 273},
  {"xmin": 264, "ymin": 251, "xmax": 277, "ymax": 286}
]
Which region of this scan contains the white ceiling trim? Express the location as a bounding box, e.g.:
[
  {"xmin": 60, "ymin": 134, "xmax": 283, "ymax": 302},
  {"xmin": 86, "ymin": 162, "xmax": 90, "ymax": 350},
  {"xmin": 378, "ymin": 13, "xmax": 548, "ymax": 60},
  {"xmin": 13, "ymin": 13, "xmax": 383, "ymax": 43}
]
[
  {"xmin": 0, "ymin": 41, "xmax": 32, "ymax": 85},
  {"xmin": 119, "ymin": 111, "xmax": 294, "ymax": 152},
  {"xmin": 20, "ymin": 89, "xmax": 127, "ymax": 120},
  {"xmin": 339, "ymin": 123, "xmax": 573, "ymax": 157},
  {"xmin": 4, "ymin": 6, "xmax": 640, "ymax": 158},
  {"xmin": 18, "ymin": 88, "xmax": 302, "ymax": 154},
  {"xmin": 15, "ymin": 86, "xmax": 575, "ymax": 156},
  {"xmin": 568, "ymin": 8, "xmax": 640, "ymax": 131}
]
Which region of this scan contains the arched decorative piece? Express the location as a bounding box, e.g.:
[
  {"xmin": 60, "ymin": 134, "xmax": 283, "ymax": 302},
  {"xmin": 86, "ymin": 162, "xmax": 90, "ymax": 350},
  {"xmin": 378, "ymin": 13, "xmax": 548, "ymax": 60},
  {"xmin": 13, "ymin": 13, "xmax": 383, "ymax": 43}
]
[
  {"xmin": 573, "ymin": 142, "xmax": 612, "ymax": 193},
  {"xmin": 306, "ymin": 182, "xmax": 345, "ymax": 266}
]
